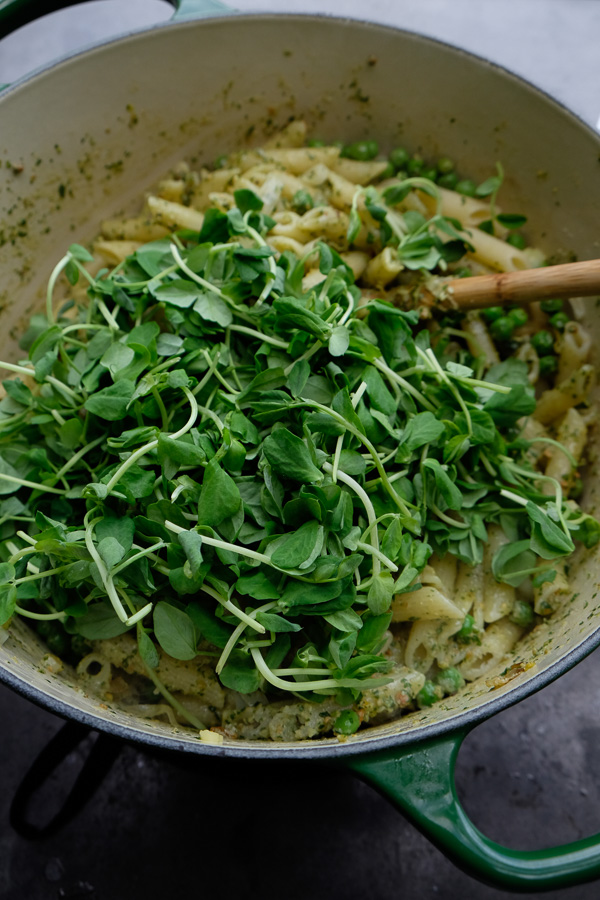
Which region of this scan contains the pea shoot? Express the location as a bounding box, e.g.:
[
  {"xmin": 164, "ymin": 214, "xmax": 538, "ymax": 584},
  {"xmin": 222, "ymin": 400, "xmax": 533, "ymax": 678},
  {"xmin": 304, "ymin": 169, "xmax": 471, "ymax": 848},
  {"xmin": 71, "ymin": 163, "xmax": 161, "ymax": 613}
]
[{"xmin": 0, "ymin": 144, "xmax": 597, "ymax": 740}]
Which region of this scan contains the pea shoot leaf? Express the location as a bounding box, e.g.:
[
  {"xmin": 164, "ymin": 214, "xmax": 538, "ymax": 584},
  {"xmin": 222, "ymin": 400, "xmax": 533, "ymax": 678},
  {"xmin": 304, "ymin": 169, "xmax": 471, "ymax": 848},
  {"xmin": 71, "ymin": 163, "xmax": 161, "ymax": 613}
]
[
  {"xmin": 0, "ymin": 584, "xmax": 17, "ymax": 626},
  {"xmin": 220, "ymin": 650, "xmax": 262, "ymax": 693},
  {"xmin": 271, "ymin": 520, "xmax": 324, "ymax": 569},
  {"xmin": 492, "ymin": 540, "xmax": 537, "ymax": 587},
  {"xmin": 84, "ymin": 380, "xmax": 136, "ymax": 421},
  {"xmin": 423, "ymin": 459, "xmax": 462, "ymax": 510},
  {"xmin": 75, "ymin": 604, "xmax": 131, "ymax": 640},
  {"xmin": 197, "ymin": 460, "xmax": 241, "ymax": 527},
  {"xmin": 367, "ymin": 572, "xmax": 395, "ymax": 615},
  {"xmin": 153, "ymin": 601, "xmax": 197, "ymax": 660},
  {"xmin": 263, "ymin": 429, "xmax": 323, "ymax": 484},
  {"xmin": 138, "ymin": 630, "xmax": 160, "ymax": 669},
  {"xmin": 526, "ymin": 503, "xmax": 575, "ymax": 558}
]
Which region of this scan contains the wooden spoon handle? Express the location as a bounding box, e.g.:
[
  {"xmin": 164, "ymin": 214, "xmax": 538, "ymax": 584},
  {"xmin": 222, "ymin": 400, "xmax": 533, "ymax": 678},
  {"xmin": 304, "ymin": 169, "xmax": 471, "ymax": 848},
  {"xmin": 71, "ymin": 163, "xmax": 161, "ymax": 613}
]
[{"xmin": 447, "ymin": 258, "xmax": 600, "ymax": 310}]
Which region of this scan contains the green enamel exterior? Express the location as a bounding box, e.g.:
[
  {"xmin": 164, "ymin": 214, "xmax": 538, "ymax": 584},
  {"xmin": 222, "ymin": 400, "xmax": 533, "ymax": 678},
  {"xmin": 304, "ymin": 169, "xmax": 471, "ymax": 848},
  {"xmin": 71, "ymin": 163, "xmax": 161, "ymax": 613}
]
[
  {"xmin": 0, "ymin": 0, "xmax": 232, "ymax": 39},
  {"xmin": 0, "ymin": 0, "xmax": 87, "ymax": 37},
  {"xmin": 348, "ymin": 732, "xmax": 600, "ymax": 891},
  {"xmin": 171, "ymin": 0, "xmax": 234, "ymax": 20}
]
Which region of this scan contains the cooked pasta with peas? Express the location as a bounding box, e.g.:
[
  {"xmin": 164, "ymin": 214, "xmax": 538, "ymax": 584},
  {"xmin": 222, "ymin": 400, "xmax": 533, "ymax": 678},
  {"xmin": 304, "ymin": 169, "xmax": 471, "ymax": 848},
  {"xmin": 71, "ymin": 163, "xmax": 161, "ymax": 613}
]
[{"xmin": 0, "ymin": 120, "xmax": 598, "ymax": 743}]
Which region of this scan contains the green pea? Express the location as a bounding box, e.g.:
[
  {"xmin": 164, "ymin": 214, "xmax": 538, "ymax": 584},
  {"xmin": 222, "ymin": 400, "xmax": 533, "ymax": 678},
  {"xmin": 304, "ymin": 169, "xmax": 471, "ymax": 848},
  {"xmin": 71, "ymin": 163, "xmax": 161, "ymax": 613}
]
[
  {"xmin": 417, "ymin": 680, "xmax": 443, "ymax": 708},
  {"xmin": 291, "ymin": 189, "xmax": 314, "ymax": 214},
  {"xmin": 570, "ymin": 476, "xmax": 583, "ymax": 500},
  {"xmin": 406, "ymin": 154, "xmax": 424, "ymax": 176},
  {"xmin": 550, "ymin": 311, "xmax": 570, "ymax": 331},
  {"xmin": 506, "ymin": 232, "xmax": 526, "ymax": 249},
  {"xmin": 378, "ymin": 161, "xmax": 395, "ymax": 180},
  {"xmin": 490, "ymin": 315, "xmax": 516, "ymax": 342},
  {"xmin": 456, "ymin": 614, "xmax": 482, "ymax": 645},
  {"xmin": 437, "ymin": 172, "xmax": 458, "ymax": 190},
  {"xmin": 420, "ymin": 167, "xmax": 436, "ymax": 182},
  {"xmin": 36, "ymin": 620, "xmax": 54, "ymax": 639},
  {"xmin": 341, "ymin": 140, "xmax": 379, "ymax": 161},
  {"xmin": 71, "ymin": 634, "xmax": 90, "ymax": 660},
  {"xmin": 389, "ymin": 147, "xmax": 410, "ymax": 170},
  {"xmin": 538, "ymin": 354, "xmax": 558, "ymax": 377},
  {"xmin": 307, "ymin": 139, "xmax": 326, "ymax": 147},
  {"xmin": 437, "ymin": 156, "xmax": 455, "ymax": 175},
  {"xmin": 435, "ymin": 667, "xmax": 465, "ymax": 695},
  {"xmin": 509, "ymin": 599, "xmax": 535, "ymax": 628},
  {"xmin": 481, "ymin": 306, "xmax": 505, "ymax": 323},
  {"xmin": 456, "ymin": 179, "xmax": 477, "ymax": 197},
  {"xmin": 531, "ymin": 329, "xmax": 554, "ymax": 356},
  {"xmin": 46, "ymin": 630, "xmax": 68, "ymax": 657},
  {"xmin": 540, "ymin": 298, "xmax": 563, "ymax": 314},
  {"xmin": 508, "ymin": 307, "xmax": 529, "ymax": 328},
  {"xmin": 334, "ymin": 709, "xmax": 361, "ymax": 734}
]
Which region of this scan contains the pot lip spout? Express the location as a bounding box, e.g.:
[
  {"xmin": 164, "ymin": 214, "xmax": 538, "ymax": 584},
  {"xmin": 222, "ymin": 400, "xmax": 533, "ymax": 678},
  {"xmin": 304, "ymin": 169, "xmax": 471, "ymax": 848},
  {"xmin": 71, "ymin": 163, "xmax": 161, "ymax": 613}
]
[{"xmin": 1, "ymin": 625, "xmax": 597, "ymax": 761}]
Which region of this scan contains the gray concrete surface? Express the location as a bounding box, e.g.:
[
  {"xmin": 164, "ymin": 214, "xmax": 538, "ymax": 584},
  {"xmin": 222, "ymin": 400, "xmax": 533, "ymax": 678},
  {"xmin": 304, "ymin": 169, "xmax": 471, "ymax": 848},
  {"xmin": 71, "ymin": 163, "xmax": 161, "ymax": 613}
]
[{"xmin": 1, "ymin": 2, "xmax": 600, "ymax": 898}]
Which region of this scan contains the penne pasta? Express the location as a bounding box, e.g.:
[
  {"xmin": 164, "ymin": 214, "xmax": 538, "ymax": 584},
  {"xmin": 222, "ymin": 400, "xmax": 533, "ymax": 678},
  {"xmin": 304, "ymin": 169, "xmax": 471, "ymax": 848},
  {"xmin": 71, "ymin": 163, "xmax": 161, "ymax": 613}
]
[
  {"xmin": 146, "ymin": 195, "xmax": 205, "ymax": 231},
  {"xmin": 533, "ymin": 365, "xmax": 595, "ymax": 424},
  {"xmin": 556, "ymin": 321, "xmax": 592, "ymax": 383},
  {"xmin": 482, "ymin": 526, "xmax": 515, "ymax": 622},
  {"xmin": 458, "ymin": 618, "xmax": 523, "ymax": 681}
]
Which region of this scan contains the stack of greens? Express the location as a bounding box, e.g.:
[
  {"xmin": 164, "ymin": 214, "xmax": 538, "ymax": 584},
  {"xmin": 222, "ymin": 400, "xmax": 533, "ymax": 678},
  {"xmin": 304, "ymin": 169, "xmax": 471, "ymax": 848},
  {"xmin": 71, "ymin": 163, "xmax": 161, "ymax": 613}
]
[{"xmin": 0, "ymin": 183, "xmax": 597, "ymax": 732}]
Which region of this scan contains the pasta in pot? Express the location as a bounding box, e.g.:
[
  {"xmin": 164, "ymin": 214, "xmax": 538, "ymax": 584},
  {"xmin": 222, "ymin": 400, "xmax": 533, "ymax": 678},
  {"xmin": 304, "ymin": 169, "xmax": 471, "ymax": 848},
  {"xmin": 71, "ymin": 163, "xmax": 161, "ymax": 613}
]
[{"xmin": 0, "ymin": 121, "xmax": 598, "ymax": 744}]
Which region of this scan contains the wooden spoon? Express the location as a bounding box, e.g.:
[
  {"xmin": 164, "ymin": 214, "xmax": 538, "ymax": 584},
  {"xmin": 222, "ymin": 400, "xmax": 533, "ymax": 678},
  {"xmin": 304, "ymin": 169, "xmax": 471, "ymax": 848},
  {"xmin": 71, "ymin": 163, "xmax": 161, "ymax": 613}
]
[{"xmin": 446, "ymin": 258, "xmax": 600, "ymax": 310}]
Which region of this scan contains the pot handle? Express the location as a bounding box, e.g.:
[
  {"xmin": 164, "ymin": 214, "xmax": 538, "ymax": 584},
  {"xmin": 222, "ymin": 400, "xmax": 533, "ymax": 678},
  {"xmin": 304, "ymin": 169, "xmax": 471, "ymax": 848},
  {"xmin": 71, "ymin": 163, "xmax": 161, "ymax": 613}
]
[
  {"xmin": 0, "ymin": 0, "xmax": 234, "ymax": 42},
  {"xmin": 348, "ymin": 730, "xmax": 600, "ymax": 891},
  {"xmin": 9, "ymin": 721, "xmax": 121, "ymax": 839}
]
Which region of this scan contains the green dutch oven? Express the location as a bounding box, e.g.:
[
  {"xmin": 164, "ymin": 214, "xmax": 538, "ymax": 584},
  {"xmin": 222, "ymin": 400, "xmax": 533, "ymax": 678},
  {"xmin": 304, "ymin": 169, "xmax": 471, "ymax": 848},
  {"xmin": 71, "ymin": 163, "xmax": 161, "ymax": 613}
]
[{"xmin": 1, "ymin": 0, "xmax": 600, "ymax": 889}]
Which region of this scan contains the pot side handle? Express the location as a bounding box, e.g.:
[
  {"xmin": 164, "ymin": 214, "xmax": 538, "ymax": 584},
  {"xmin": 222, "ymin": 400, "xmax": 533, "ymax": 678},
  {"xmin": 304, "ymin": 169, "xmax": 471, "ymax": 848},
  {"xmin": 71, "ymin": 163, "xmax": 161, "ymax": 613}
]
[
  {"xmin": 347, "ymin": 730, "xmax": 600, "ymax": 891},
  {"xmin": 0, "ymin": 0, "xmax": 234, "ymax": 42}
]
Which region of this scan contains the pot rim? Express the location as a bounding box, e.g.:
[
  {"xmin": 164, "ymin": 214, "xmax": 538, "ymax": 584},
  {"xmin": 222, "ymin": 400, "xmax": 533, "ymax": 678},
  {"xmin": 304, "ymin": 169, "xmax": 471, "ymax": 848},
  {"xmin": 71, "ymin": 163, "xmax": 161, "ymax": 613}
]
[
  {"xmin": 1, "ymin": 8, "xmax": 597, "ymax": 140},
  {"xmin": 2, "ymin": 627, "xmax": 599, "ymax": 759},
  {"xmin": 1, "ymin": 9, "xmax": 600, "ymax": 761}
]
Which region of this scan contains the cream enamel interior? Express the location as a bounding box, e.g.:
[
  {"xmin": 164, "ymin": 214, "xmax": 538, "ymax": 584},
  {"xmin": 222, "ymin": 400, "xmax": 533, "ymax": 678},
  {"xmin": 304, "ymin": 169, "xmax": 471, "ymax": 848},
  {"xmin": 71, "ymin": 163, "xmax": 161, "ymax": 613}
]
[{"xmin": 1, "ymin": 14, "xmax": 600, "ymax": 755}]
